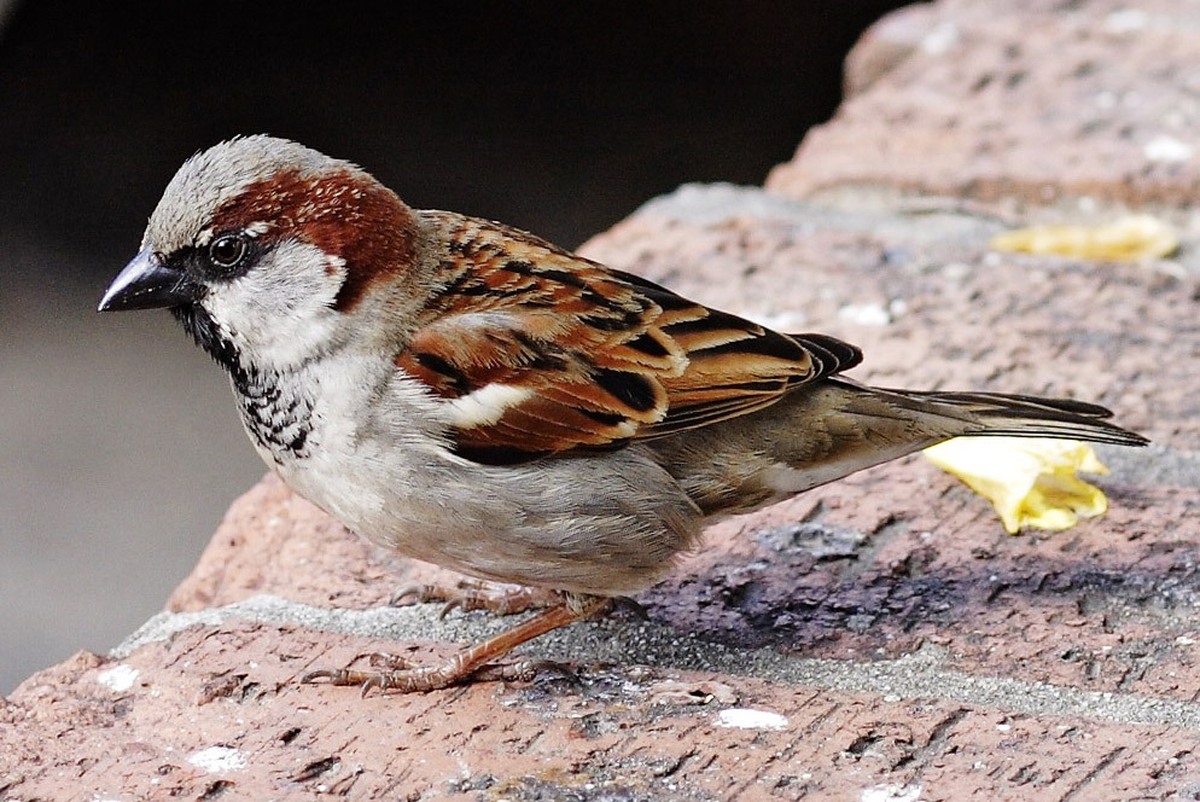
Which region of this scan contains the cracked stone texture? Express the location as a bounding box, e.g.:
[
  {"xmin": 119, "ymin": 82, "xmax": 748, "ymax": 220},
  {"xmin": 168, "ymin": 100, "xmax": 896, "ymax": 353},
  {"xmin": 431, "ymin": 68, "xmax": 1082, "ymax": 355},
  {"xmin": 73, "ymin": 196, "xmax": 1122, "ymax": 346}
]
[{"xmin": 5, "ymin": 0, "xmax": 1200, "ymax": 799}]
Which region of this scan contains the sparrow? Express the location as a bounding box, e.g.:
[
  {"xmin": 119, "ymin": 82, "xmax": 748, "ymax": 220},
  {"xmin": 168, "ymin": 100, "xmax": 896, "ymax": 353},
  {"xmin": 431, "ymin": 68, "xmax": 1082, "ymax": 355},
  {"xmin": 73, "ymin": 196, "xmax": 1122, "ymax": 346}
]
[{"xmin": 99, "ymin": 135, "xmax": 1148, "ymax": 693}]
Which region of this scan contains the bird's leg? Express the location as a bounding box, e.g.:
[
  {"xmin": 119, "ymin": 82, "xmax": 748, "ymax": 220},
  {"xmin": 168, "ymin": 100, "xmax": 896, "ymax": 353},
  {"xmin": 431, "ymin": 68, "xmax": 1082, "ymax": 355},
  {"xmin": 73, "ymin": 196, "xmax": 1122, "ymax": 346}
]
[
  {"xmin": 303, "ymin": 593, "xmax": 611, "ymax": 694},
  {"xmin": 390, "ymin": 579, "xmax": 561, "ymax": 618}
]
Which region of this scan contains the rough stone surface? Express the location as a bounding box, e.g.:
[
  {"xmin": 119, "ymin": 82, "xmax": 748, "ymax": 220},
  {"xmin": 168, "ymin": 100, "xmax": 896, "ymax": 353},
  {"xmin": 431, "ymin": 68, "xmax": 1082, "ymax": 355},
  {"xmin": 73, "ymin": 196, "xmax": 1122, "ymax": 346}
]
[
  {"xmin": 769, "ymin": 0, "xmax": 1200, "ymax": 221},
  {"xmin": 5, "ymin": 1, "xmax": 1200, "ymax": 799}
]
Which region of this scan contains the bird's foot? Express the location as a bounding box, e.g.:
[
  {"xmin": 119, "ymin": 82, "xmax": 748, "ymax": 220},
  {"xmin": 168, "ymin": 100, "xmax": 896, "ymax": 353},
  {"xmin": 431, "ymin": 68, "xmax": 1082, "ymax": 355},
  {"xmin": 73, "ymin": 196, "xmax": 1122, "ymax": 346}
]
[
  {"xmin": 302, "ymin": 597, "xmax": 608, "ymax": 695},
  {"xmin": 302, "ymin": 652, "xmax": 562, "ymax": 695},
  {"xmin": 389, "ymin": 579, "xmax": 561, "ymax": 618}
]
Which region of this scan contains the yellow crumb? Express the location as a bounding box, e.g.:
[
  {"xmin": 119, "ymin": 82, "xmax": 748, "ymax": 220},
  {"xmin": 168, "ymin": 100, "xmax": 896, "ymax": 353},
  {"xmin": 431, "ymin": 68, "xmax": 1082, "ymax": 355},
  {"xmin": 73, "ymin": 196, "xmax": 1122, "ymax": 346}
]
[
  {"xmin": 923, "ymin": 437, "xmax": 1110, "ymax": 534},
  {"xmin": 990, "ymin": 215, "xmax": 1178, "ymax": 262}
]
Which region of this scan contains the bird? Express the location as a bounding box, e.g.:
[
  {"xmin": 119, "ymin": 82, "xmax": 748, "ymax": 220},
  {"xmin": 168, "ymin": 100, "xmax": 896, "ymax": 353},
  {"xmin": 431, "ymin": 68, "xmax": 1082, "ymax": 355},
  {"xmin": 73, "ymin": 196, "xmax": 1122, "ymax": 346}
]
[{"xmin": 98, "ymin": 135, "xmax": 1148, "ymax": 693}]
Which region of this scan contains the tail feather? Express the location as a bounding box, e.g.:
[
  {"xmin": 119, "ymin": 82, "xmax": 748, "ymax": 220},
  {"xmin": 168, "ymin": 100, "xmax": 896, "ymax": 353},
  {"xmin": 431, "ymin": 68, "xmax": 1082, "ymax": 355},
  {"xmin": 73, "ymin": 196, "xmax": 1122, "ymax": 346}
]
[
  {"xmin": 876, "ymin": 387, "xmax": 1149, "ymax": 448},
  {"xmin": 649, "ymin": 378, "xmax": 1146, "ymax": 517}
]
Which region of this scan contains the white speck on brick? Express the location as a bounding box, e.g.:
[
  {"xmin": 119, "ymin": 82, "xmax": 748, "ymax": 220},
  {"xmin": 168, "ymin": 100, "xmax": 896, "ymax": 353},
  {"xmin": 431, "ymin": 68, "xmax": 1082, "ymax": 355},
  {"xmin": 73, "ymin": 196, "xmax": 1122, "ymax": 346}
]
[
  {"xmin": 839, "ymin": 302, "xmax": 892, "ymax": 326},
  {"xmin": 1144, "ymin": 135, "xmax": 1194, "ymax": 164},
  {"xmin": 942, "ymin": 261, "xmax": 972, "ymax": 279},
  {"xmin": 188, "ymin": 746, "xmax": 247, "ymax": 774},
  {"xmin": 716, "ymin": 708, "xmax": 789, "ymax": 730},
  {"xmin": 1104, "ymin": 9, "xmax": 1148, "ymax": 34},
  {"xmin": 920, "ymin": 22, "xmax": 959, "ymax": 55},
  {"xmin": 96, "ymin": 664, "xmax": 139, "ymax": 692},
  {"xmin": 861, "ymin": 784, "xmax": 923, "ymax": 802}
]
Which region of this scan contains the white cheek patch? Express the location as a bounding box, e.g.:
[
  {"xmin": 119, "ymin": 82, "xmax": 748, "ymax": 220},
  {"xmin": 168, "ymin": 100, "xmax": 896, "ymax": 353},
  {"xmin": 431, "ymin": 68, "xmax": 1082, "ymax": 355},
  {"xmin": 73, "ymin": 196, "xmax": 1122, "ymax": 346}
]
[
  {"xmin": 448, "ymin": 384, "xmax": 533, "ymax": 428},
  {"xmin": 202, "ymin": 239, "xmax": 347, "ymax": 367},
  {"xmin": 245, "ymin": 240, "xmax": 344, "ymax": 313}
]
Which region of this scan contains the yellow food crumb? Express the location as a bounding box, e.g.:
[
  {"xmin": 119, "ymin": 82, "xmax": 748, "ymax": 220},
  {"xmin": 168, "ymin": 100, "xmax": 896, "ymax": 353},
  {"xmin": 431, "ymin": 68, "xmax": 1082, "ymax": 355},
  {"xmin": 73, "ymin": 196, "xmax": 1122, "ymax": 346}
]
[
  {"xmin": 923, "ymin": 437, "xmax": 1110, "ymax": 534},
  {"xmin": 990, "ymin": 215, "xmax": 1178, "ymax": 262}
]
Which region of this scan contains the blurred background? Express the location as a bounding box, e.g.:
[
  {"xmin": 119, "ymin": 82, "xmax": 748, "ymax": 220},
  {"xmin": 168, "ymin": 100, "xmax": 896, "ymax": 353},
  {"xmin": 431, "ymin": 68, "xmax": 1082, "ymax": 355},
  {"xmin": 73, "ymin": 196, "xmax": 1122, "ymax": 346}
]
[{"xmin": 0, "ymin": 1, "xmax": 906, "ymax": 692}]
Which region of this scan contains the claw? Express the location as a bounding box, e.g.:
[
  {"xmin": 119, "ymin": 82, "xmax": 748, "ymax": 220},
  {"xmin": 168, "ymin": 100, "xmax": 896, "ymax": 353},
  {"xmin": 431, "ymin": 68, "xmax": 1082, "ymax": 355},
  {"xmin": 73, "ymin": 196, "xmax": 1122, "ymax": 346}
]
[
  {"xmin": 300, "ymin": 668, "xmax": 345, "ymax": 685},
  {"xmin": 360, "ymin": 675, "xmax": 388, "ymax": 698},
  {"xmin": 389, "ymin": 584, "xmax": 433, "ymax": 607}
]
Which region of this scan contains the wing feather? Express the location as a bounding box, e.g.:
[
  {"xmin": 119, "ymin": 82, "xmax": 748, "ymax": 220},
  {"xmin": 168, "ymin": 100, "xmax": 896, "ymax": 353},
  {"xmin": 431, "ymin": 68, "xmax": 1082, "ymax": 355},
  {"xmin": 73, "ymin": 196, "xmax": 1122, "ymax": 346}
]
[{"xmin": 394, "ymin": 212, "xmax": 858, "ymax": 463}]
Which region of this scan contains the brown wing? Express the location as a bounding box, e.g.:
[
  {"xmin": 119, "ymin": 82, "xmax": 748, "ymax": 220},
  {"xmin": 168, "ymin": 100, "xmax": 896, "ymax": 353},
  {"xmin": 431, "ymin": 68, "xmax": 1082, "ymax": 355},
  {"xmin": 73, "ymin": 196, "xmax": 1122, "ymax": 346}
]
[{"xmin": 395, "ymin": 211, "xmax": 857, "ymax": 464}]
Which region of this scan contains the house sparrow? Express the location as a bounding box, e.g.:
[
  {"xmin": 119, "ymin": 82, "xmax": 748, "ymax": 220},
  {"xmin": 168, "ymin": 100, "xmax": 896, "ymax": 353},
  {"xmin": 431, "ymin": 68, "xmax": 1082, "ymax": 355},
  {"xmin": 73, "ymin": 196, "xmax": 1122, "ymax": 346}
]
[{"xmin": 99, "ymin": 136, "xmax": 1147, "ymax": 693}]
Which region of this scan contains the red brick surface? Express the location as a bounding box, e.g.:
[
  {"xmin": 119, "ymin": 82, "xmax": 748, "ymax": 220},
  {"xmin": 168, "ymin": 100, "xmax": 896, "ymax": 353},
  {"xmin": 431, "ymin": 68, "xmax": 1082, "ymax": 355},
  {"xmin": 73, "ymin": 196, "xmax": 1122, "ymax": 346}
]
[
  {"xmin": 5, "ymin": 1, "xmax": 1200, "ymax": 799},
  {"xmin": 6, "ymin": 627, "xmax": 1200, "ymax": 800}
]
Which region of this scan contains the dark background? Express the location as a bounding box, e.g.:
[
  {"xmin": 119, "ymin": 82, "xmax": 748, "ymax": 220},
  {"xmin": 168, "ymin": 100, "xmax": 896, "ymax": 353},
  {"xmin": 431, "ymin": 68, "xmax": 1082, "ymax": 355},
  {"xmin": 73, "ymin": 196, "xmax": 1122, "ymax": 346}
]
[{"xmin": 0, "ymin": 1, "xmax": 904, "ymax": 692}]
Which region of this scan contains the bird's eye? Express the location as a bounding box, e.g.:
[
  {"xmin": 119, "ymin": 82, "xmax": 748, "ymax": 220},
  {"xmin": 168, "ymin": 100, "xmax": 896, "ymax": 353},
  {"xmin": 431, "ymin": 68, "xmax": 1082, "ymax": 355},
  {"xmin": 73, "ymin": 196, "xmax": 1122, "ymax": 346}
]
[{"xmin": 209, "ymin": 233, "xmax": 249, "ymax": 270}]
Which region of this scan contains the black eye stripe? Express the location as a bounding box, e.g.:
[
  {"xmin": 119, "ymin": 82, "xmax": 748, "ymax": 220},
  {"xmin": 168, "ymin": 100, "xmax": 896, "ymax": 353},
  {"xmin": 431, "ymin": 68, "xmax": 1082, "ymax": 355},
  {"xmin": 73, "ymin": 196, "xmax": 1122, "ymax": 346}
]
[{"xmin": 178, "ymin": 230, "xmax": 262, "ymax": 282}]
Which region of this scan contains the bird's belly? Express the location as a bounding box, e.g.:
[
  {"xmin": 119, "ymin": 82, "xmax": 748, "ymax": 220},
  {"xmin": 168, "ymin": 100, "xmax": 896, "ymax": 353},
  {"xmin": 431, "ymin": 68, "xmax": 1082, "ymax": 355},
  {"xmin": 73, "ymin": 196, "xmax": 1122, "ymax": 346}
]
[{"xmin": 270, "ymin": 440, "xmax": 703, "ymax": 597}]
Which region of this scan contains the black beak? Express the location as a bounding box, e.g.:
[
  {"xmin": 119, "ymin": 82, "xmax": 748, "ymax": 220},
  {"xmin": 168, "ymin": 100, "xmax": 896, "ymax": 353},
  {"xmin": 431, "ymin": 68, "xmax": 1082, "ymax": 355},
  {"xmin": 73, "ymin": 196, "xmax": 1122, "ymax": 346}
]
[{"xmin": 98, "ymin": 249, "xmax": 200, "ymax": 312}]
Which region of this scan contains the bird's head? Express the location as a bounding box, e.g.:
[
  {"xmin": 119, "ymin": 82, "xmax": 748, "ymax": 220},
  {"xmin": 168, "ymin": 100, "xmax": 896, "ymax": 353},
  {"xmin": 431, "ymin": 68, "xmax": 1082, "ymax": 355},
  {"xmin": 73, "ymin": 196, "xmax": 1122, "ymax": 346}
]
[{"xmin": 99, "ymin": 135, "xmax": 427, "ymax": 371}]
